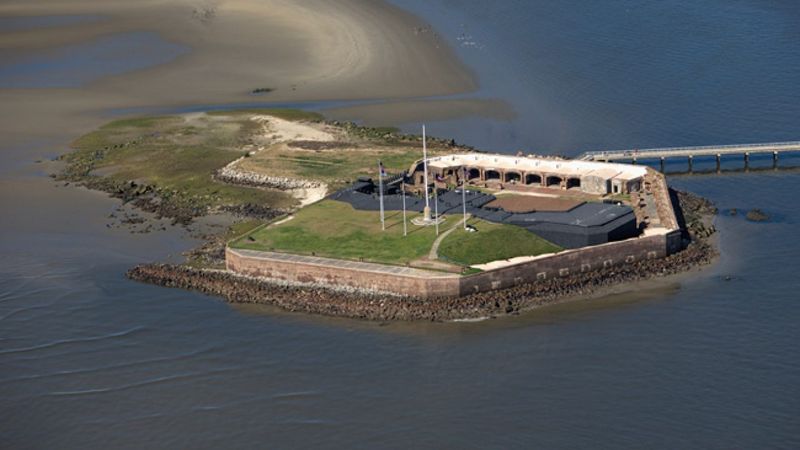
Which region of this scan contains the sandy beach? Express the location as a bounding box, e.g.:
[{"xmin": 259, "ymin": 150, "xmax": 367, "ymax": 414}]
[{"xmin": 0, "ymin": 0, "xmax": 486, "ymax": 138}]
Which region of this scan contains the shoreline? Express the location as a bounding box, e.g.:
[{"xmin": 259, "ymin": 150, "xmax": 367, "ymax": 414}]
[
  {"xmin": 127, "ymin": 191, "xmax": 719, "ymax": 322},
  {"xmin": 0, "ymin": 0, "xmax": 488, "ymax": 138},
  {"xmin": 127, "ymin": 235, "xmax": 717, "ymax": 322}
]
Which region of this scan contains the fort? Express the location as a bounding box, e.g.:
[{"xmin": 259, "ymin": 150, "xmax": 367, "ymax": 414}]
[
  {"xmin": 57, "ymin": 109, "xmax": 716, "ymax": 318},
  {"xmin": 411, "ymin": 153, "xmax": 646, "ymax": 195},
  {"xmin": 226, "ymin": 151, "xmax": 684, "ymax": 298}
]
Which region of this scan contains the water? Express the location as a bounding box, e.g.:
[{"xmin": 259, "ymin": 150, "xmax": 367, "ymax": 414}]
[
  {"xmin": 389, "ymin": 0, "xmax": 800, "ymax": 154},
  {"xmin": 2, "ymin": 1, "xmax": 800, "ymax": 448},
  {"xmin": 0, "ymin": 15, "xmax": 102, "ymax": 32},
  {"xmin": 0, "ymin": 32, "xmax": 187, "ymax": 88}
]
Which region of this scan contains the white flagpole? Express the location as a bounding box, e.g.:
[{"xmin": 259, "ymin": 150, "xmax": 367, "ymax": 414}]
[
  {"xmin": 378, "ymin": 160, "xmax": 385, "ymax": 231},
  {"xmin": 402, "ymin": 179, "xmax": 407, "ymax": 236},
  {"xmin": 462, "ymin": 166, "xmax": 467, "ymax": 230},
  {"xmin": 434, "ymin": 185, "xmax": 439, "ymax": 236},
  {"xmin": 422, "ymin": 124, "xmax": 430, "ymax": 212}
]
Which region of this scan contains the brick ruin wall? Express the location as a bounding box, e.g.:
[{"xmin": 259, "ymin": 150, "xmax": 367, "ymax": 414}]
[
  {"xmin": 457, "ymin": 231, "xmax": 678, "ymax": 296},
  {"xmin": 225, "ymin": 248, "xmax": 460, "ymax": 298},
  {"xmin": 226, "ymin": 230, "xmax": 681, "ymax": 299}
]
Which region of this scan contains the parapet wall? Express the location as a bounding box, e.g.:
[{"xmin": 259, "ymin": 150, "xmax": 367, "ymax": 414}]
[
  {"xmin": 457, "ymin": 231, "xmax": 677, "ymax": 296},
  {"xmin": 226, "ymin": 229, "xmax": 680, "ymax": 299},
  {"xmin": 225, "ymin": 248, "xmax": 461, "ymax": 298}
]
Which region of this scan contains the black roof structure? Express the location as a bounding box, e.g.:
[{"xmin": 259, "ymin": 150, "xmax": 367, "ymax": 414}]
[{"xmin": 328, "ymin": 182, "xmax": 637, "ymax": 249}]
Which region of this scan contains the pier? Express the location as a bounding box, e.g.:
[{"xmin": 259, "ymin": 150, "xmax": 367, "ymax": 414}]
[{"xmin": 578, "ymin": 141, "xmax": 800, "ymax": 172}]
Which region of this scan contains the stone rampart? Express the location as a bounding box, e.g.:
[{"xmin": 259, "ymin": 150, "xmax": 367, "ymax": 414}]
[
  {"xmin": 457, "ymin": 231, "xmax": 675, "ymax": 296},
  {"xmin": 226, "ymin": 229, "xmax": 679, "ymax": 299}
]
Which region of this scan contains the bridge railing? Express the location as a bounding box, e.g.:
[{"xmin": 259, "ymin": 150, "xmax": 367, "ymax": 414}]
[{"xmin": 579, "ymin": 140, "xmax": 800, "ymax": 159}]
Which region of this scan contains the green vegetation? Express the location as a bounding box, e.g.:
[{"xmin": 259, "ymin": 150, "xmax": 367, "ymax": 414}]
[
  {"xmin": 239, "ymin": 145, "xmax": 448, "ymax": 189},
  {"xmin": 227, "ymin": 219, "xmax": 265, "ymax": 240},
  {"xmin": 438, "ymin": 218, "xmax": 562, "ymax": 266},
  {"xmin": 60, "ymin": 111, "xmax": 308, "ymax": 223},
  {"xmin": 60, "ymin": 107, "xmax": 467, "ymax": 227},
  {"xmin": 231, "ymin": 200, "xmax": 562, "ymax": 268},
  {"xmin": 230, "ymin": 200, "xmax": 439, "ymax": 265},
  {"xmin": 205, "ymin": 108, "xmax": 323, "ymax": 122}
]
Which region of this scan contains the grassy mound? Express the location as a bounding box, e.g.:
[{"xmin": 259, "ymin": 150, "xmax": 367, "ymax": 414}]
[
  {"xmin": 59, "ymin": 108, "xmax": 463, "ymax": 223},
  {"xmin": 230, "ymin": 200, "xmax": 439, "ymax": 265},
  {"xmin": 231, "ymin": 200, "xmax": 562, "ymax": 268},
  {"xmin": 61, "ymin": 110, "xmax": 308, "ymax": 219},
  {"xmin": 438, "ymin": 219, "xmax": 561, "ymax": 266}
]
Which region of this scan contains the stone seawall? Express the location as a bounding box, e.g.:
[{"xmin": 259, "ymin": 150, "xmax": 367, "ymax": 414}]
[
  {"xmin": 226, "ymin": 248, "xmax": 461, "ymax": 298},
  {"xmin": 226, "ymin": 230, "xmax": 679, "ymax": 299},
  {"xmin": 130, "ymin": 237, "xmax": 715, "ymax": 321},
  {"xmin": 458, "ymin": 231, "xmax": 676, "ymax": 296}
]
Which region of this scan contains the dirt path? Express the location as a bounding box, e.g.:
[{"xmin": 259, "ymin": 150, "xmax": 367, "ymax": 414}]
[{"xmin": 428, "ymin": 215, "xmax": 469, "ymax": 260}]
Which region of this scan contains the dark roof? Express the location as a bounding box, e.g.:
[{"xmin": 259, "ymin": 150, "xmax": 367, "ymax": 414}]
[{"xmin": 506, "ymin": 202, "xmax": 633, "ymax": 227}]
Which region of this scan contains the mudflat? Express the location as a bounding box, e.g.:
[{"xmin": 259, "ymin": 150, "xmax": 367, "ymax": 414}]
[{"xmin": 0, "ymin": 0, "xmax": 480, "ymax": 139}]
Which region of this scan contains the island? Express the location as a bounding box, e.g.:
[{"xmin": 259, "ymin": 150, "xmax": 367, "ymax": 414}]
[{"xmin": 57, "ymin": 109, "xmax": 718, "ymax": 321}]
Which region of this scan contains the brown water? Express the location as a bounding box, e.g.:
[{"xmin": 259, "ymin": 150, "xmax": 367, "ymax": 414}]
[{"xmin": 2, "ymin": 3, "xmax": 800, "ymax": 448}]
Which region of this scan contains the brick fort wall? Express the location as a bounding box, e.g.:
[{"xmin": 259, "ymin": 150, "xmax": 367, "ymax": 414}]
[{"xmin": 226, "ymin": 230, "xmax": 679, "ymax": 299}]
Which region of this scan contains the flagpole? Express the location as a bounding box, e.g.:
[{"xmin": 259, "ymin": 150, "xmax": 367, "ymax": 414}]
[
  {"xmin": 402, "ymin": 179, "xmax": 407, "ymax": 236},
  {"xmin": 378, "ymin": 160, "xmax": 385, "ymax": 231},
  {"xmin": 462, "ymin": 166, "xmax": 467, "ymax": 230},
  {"xmin": 422, "ymin": 124, "xmax": 430, "ymax": 216},
  {"xmin": 434, "ymin": 186, "xmax": 439, "ymax": 236}
]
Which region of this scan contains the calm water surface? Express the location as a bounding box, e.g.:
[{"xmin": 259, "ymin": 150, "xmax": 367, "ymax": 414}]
[
  {"xmin": 2, "ymin": 1, "xmax": 799, "ymax": 448},
  {"xmin": 0, "ymin": 15, "xmax": 102, "ymax": 33},
  {"xmin": 0, "ymin": 31, "xmax": 187, "ymax": 88}
]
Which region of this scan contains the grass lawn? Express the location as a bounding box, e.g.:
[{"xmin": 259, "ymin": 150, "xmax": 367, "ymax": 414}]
[
  {"xmin": 231, "ymin": 200, "xmax": 563, "ymax": 268},
  {"xmin": 230, "ymin": 200, "xmax": 440, "ymax": 265},
  {"xmin": 438, "ymin": 218, "xmax": 562, "ymax": 266},
  {"xmin": 237, "ymin": 143, "xmax": 452, "ymax": 190}
]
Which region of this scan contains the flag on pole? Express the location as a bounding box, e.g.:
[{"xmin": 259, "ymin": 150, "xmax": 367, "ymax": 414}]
[
  {"xmin": 378, "ymin": 160, "xmax": 385, "ymax": 231},
  {"xmin": 462, "ymin": 166, "xmax": 468, "ymax": 230}
]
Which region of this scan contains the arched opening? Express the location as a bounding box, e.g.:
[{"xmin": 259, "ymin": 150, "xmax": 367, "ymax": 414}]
[
  {"xmin": 566, "ymin": 177, "xmax": 581, "ymax": 190},
  {"xmin": 485, "ymin": 170, "xmax": 501, "ymax": 181},
  {"xmin": 546, "ymin": 176, "xmax": 562, "ymax": 188},
  {"xmin": 525, "ymin": 174, "xmax": 542, "ymax": 185},
  {"xmin": 467, "ymin": 168, "xmax": 481, "ymax": 180},
  {"xmin": 505, "ymin": 171, "xmax": 521, "ymax": 183}
]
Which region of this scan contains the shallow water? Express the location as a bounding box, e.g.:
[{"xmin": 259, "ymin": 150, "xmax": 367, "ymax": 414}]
[
  {"xmin": 2, "ymin": 1, "xmax": 800, "ymax": 448},
  {"xmin": 0, "ymin": 15, "xmax": 102, "ymax": 32},
  {"xmin": 0, "ymin": 31, "xmax": 187, "ymax": 88}
]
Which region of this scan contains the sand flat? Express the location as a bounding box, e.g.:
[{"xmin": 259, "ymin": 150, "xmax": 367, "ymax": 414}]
[{"xmin": 0, "ymin": 0, "xmax": 480, "ymax": 140}]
